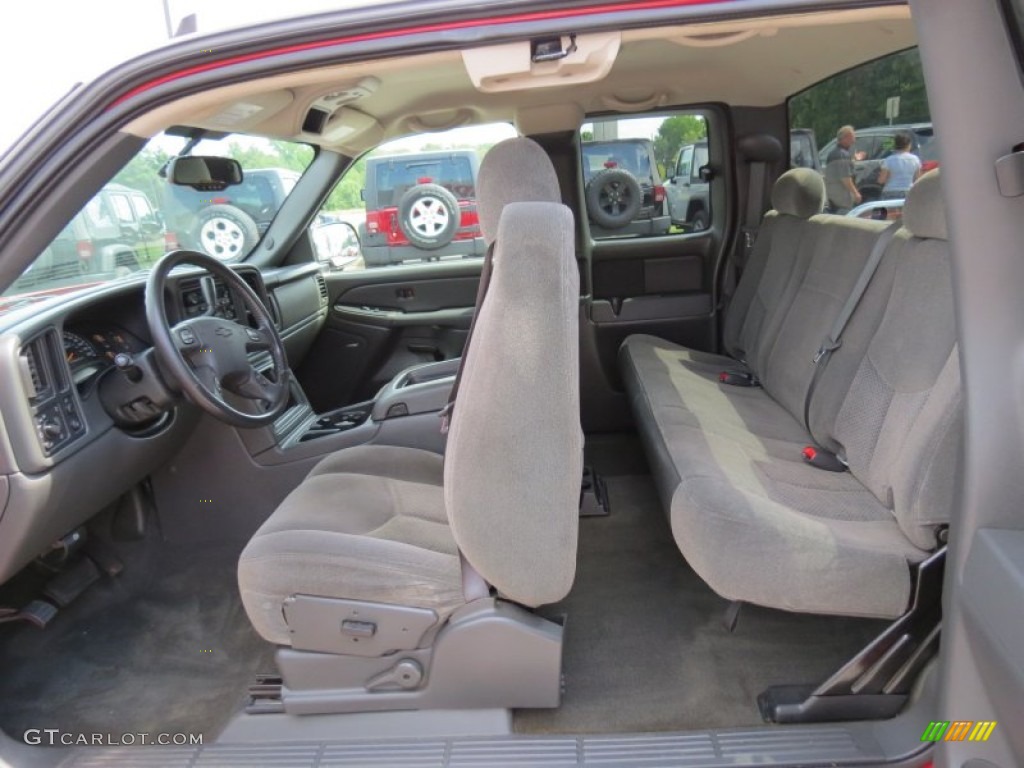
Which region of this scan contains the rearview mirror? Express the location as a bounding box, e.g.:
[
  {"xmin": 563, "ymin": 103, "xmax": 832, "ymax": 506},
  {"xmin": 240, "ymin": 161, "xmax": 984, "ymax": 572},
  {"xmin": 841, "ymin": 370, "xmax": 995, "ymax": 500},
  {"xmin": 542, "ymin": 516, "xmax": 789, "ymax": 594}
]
[{"xmin": 167, "ymin": 156, "xmax": 243, "ymax": 190}]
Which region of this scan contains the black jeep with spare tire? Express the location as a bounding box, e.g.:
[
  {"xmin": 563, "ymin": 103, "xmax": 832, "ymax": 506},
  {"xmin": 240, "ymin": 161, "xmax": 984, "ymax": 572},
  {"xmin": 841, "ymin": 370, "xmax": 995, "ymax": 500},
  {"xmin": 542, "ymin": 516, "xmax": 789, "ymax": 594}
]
[
  {"xmin": 581, "ymin": 138, "xmax": 671, "ymax": 238},
  {"xmin": 360, "ymin": 150, "xmax": 486, "ymax": 266},
  {"xmin": 162, "ymin": 167, "xmax": 300, "ymax": 261}
]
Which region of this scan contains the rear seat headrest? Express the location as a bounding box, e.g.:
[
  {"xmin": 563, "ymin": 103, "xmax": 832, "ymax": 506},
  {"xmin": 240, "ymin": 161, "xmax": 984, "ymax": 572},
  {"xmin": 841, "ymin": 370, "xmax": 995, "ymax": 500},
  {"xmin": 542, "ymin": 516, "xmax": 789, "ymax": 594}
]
[
  {"xmin": 902, "ymin": 169, "xmax": 947, "ymax": 241},
  {"xmin": 771, "ymin": 168, "xmax": 825, "ymax": 219},
  {"xmin": 477, "ymin": 137, "xmax": 561, "ymax": 245}
]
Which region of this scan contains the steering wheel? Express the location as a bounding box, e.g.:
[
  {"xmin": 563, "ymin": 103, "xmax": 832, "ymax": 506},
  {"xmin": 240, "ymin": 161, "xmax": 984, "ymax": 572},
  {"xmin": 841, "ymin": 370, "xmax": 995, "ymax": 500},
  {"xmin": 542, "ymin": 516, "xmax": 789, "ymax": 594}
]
[{"xmin": 145, "ymin": 250, "xmax": 291, "ymax": 428}]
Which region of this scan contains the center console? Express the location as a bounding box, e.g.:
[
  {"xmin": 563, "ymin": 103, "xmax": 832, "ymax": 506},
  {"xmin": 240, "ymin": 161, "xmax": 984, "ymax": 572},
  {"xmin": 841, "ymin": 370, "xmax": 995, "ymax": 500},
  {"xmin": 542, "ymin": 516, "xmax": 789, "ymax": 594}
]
[{"xmin": 240, "ymin": 358, "xmax": 459, "ymax": 465}]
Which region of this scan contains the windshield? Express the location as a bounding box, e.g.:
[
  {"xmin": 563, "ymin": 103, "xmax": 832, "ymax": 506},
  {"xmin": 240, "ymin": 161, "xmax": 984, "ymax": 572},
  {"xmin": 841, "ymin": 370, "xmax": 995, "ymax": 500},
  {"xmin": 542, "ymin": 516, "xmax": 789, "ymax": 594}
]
[{"xmin": 2, "ymin": 130, "xmax": 314, "ymax": 306}]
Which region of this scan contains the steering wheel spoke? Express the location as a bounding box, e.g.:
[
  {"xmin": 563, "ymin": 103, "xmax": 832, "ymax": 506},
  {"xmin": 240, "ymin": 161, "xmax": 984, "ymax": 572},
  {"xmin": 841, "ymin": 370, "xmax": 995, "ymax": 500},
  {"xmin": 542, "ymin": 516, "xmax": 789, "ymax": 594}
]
[
  {"xmin": 192, "ymin": 363, "xmax": 223, "ymax": 397},
  {"xmin": 227, "ymin": 367, "xmax": 280, "ymax": 407},
  {"xmin": 242, "ymin": 324, "xmax": 274, "ymax": 352},
  {"xmin": 170, "ymin": 319, "xmax": 204, "ymax": 355}
]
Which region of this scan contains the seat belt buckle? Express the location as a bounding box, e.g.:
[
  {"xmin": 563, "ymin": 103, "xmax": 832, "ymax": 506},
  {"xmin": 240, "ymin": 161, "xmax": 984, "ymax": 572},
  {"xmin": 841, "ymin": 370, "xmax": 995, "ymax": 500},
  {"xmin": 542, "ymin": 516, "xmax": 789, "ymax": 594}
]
[
  {"xmin": 802, "ymin": 445, "xmax": 847, "ymax": 472},
  {"xmin": 813, "ymin": 339, "xmax": 841, "ymax": 364},
  {"xmin": 438, "ymin": 402, "xmax": 453, "ymax": 435},
  {"xmin": 719, "ymin": 370, "xmax": 760, "ymax": 387}
]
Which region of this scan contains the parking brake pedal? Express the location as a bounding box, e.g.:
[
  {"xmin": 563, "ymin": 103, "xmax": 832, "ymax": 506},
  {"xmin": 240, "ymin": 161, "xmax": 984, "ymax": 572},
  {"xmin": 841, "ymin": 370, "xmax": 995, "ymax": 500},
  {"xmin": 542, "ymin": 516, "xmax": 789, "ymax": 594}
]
[
  {"xmin": 43, "ymin": 557, "xmax": 101, "ymax": 607},
  {"xmin": 580, "ymin": 466, "xmax": 610, "ymax": 517}
]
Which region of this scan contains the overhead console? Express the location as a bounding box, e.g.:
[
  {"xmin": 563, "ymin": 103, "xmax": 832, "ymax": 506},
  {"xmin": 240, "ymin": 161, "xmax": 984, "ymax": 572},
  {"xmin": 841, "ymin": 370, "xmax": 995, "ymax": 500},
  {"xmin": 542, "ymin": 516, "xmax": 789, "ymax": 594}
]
[{"xmin": 461, "ymin": 31, "xmax": 620, "ymax": 92}]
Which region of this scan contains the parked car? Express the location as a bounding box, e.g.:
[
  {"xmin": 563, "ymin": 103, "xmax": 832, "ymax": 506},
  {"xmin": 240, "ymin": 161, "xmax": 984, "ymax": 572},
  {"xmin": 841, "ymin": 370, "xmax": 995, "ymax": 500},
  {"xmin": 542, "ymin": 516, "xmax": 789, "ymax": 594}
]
[
  {"xmin": 818, "ymin": 122, "xmax": 935, "ymax": 203},
  {"xmin": 10, "ymin": 183, "xmax": 164, "ymax": 292},
  {"xmin": 847, "ymin": 198, "xmax": 905, "ymax": 221},
  {"xmin": 581, "ymin": 138, "xmax": 671, "ymax": 237},
  {"xmin": 669, "ymin": 130, "xmax": 821, "ymax": 231},
  {"xmin": 789, "ymin": 128, "xmax": 821, "ymax": 172},
  {"xmin": 162, "ymin": 167, "xmax": 300, "ymax": 260},
  {"xmin": 360, "ymin": 150, "xmax": 486, "ymax": 266},
  {"xmin": 666, "ymin": 139, "xmax": 710, "ymax": 230}
]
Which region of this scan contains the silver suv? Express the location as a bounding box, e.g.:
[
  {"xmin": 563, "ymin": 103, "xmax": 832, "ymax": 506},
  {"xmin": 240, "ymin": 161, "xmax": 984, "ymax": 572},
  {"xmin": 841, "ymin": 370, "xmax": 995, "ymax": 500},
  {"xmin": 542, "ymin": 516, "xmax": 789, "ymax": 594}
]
[
  {"xmin": 666, "ymin": 140, "xmax": 710, "ymax": 231},
  {"xmin": 817, "ymin": 123, "xmax": 935, "ymax": 203}
]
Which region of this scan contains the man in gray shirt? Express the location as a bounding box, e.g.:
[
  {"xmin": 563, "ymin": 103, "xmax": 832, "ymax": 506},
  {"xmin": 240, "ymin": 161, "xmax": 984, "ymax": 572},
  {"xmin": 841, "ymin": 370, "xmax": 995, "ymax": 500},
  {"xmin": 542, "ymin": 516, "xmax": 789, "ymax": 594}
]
[{"xmin": 824, "ymin": 125, "xmax": 862, "ymax": 213}]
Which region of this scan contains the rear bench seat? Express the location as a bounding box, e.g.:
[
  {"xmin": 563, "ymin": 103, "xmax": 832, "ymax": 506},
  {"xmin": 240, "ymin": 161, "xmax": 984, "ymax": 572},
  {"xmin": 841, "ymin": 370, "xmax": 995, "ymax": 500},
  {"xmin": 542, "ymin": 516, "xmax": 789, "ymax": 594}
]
[{"xmin": 619, "ymin": 170, "xmax": 959, "ymax": 619}]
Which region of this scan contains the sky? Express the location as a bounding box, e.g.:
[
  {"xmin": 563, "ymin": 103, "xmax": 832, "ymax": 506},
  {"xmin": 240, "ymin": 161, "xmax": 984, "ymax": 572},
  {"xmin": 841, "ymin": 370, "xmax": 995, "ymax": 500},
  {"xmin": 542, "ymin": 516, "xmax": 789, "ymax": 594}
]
[
  {"xmin": 0, "ymin": 1, "xmax": 670, "ymax": 155},
  {"xmin": 0, "ymin": 0, "xmax": 378, "ymax": 153}
]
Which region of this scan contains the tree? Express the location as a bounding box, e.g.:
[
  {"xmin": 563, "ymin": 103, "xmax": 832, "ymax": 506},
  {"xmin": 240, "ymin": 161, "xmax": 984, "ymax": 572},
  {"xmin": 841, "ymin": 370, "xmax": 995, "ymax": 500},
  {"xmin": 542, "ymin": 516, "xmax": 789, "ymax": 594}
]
[
  {"xmin": 652, "ymin": 115, "xmax": 706, "ymax": 172},
  {"xmin": 790, "ymin": 49, "xmax": 929, "ymax": 150},
  {"xmin": 226, "ymin": 139, "xmax": 314, "ymax": 173},
  {"xmin": 112, "ymin": 147, "xmax": 173, "ymax": 203},
  {"xmin": 325, "ymin": 158, "xmax": 367, "ymax": 211}
]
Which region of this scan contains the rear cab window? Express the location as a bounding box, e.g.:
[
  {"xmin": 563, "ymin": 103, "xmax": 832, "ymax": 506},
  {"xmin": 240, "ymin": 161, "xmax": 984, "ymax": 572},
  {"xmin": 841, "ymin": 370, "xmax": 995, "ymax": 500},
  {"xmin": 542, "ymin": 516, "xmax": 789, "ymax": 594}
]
[{"xmin": 579, "ymin": 112, "xmax": 714, "ymax": 239}]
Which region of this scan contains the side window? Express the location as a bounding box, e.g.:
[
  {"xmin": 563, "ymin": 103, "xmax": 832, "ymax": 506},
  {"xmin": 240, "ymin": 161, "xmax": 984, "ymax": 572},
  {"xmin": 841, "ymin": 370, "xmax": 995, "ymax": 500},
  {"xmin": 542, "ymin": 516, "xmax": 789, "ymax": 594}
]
[
  {"xmin": 789, "ymin": 47, "xmax": 933, "ymax": 217},
  {"xmin": 108, "ymin": 194, "xmax": 136, "ymax": 224},
  {"xmin": 312, "ymin": 122, "xmax": 516, "ymax": 271},
  {"xmin": 131, "ymin": 194, "xmax": 154, "ymax": 219},
  {"xmin": 677, "ymin": 146, "xmax": 694, "ymax": 181},
  {"xmin": 874, "ymin": 134, "xmax": 897, "ymax": 158},
  {"xmin": 692, "ymin": 144, "xmax": 709, "ymax": 183},
  {"xmin": 852, "ymin": 136, "xmax": 875, "ymax": 162},
  {"xmin": 580, "ymin": 112, "xmax": 712, "ymax": 239},
  {"xmin": 83, "ymin": 197, "xmax": 115, "ymax": 229}
]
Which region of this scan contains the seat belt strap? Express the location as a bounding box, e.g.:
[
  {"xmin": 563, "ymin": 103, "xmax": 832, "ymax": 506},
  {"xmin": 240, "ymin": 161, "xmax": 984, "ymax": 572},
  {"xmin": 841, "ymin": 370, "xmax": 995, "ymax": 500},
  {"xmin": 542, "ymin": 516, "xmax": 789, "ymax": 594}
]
[
  {"xmin": 440, "ymin": 241, "xmax": 495, "ymax": 434},
  {"xmin": 460, "ymin": 553, "xmax": 490, "ymax": 601},
  {"xmin": 722, "ymin": 159, "xmax": 768, "ymax": 306},
  {"xmin": 740, "ymin": 159, "xmax": 768, "ymax": 265},
  {"xmin": 803, "ymin": 220, "xmax": 902, "ymax": 435}
]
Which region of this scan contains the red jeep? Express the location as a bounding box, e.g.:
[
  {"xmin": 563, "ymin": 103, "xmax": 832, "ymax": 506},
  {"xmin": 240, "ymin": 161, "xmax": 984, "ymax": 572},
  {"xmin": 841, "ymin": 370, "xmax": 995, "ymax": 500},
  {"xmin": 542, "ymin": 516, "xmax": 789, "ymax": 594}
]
[{"xmin": 361, "ymin": 150, "xmax": 486, "ymax": 266}]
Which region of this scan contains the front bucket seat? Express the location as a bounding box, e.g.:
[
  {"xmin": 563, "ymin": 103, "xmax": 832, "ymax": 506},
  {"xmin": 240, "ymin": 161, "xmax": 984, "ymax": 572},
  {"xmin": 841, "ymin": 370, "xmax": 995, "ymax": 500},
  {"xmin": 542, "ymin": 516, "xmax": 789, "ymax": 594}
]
[{"xmin": 237, "ymin": 137, "xmax": 581, "ymax": 714}]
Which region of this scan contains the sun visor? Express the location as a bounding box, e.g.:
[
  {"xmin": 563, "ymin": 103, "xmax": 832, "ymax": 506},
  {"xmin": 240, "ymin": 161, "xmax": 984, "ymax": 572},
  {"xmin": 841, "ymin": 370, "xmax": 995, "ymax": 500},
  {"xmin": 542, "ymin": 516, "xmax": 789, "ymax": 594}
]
[{"xmin": 462, "ymin": 32, "xmax": 620, "ymax": 93}]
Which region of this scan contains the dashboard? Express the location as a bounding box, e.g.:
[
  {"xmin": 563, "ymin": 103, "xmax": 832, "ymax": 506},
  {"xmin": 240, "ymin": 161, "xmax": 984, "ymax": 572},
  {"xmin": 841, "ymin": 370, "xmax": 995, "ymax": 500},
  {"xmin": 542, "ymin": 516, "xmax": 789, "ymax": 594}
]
[
  {"xmin": 63, "ymin": 327, "xmax": 145, "ymax": 383},
  {"xmin": 0, "ymin": 262, "xmax": 329, "ymax": 586}
]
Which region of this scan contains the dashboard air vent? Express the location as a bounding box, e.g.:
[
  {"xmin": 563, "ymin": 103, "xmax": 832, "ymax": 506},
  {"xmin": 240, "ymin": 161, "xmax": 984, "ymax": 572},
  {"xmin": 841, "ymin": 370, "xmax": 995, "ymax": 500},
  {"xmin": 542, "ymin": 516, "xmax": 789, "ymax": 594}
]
[
  {"xmin": 18, "ymin": 329, "xmax": 67, "ymax": 401},
  {"xmin": 19, "ymin": 341, "xmax": 48, "ymax": 400},
  {"xmin": 315, "ymin": 273, "xmax": 329, "ymax": 307}
]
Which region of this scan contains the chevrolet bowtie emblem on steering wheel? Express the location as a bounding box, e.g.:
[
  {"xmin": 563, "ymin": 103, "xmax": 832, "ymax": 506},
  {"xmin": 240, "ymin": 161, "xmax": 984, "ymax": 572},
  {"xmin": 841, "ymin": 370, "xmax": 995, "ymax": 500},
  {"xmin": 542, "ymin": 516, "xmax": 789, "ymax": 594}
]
[{"xmin": 214, "ymin": 326, "xmax": 233, "ymax": 338}]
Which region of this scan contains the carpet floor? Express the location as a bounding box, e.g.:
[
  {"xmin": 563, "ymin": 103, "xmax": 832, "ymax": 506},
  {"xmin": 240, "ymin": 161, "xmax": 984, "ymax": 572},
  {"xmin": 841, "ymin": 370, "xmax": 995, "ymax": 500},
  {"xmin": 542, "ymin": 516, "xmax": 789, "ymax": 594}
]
[
  {"xmin": 515, "ymin": 435, "xmax": 888, "ymax": 733},
  {"xmin": 0, "ymin": 539, "xmax": 272, "ymax": 742},
  {"xmin": 0, "ymin": 434, "xmax": 890, "ymax": 739}
]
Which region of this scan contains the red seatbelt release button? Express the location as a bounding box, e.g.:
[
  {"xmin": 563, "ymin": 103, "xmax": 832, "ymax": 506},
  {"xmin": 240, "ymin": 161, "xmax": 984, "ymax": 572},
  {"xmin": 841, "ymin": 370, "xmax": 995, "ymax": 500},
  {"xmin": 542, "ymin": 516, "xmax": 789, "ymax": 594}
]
[{"xmin": 802, "ymin": 445, "xmax": 847, "ymax": 472}]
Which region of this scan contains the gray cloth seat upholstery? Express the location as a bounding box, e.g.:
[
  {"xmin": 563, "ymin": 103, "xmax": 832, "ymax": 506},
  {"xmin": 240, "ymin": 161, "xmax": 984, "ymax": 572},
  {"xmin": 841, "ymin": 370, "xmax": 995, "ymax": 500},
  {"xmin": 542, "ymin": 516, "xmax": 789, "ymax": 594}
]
[
  {"xmin": 620, "ymin": 170, "xmax": 960, "ymax": 618},
  {"xmin": 239, "ymin": 445, "xmax": 463, "ymax": 645},
  {"xmin": 238, "ymin": 137, "xmax": 581, "ymax": 646}
]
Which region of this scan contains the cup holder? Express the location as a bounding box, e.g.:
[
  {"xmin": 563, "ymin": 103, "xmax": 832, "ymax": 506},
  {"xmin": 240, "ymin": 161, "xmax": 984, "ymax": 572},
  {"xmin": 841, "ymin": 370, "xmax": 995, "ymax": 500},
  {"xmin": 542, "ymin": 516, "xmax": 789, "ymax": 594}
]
[{"xmin": 300, "ymin": 404, "xmax": 371, "ymax": 442}]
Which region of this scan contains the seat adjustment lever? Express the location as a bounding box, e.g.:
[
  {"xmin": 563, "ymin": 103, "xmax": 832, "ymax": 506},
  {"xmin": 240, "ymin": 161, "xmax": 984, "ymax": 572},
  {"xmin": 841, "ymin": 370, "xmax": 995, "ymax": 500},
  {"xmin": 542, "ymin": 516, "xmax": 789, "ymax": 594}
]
[
  {"xmin": 341, "ymin": 619, "xmax": 377, "ymax": 638},
  {"xmin": 365, "ymin": 659, "xmax": 423, "ymax": 692}
]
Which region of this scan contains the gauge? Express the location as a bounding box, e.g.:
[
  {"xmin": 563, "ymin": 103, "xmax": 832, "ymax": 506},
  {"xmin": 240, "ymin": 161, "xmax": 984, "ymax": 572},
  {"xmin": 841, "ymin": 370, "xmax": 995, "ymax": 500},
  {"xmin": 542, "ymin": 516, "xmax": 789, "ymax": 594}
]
[
  {"xmin": 63, "ymin": 332, "xmax": 98, "ymax": 366},
  {"xmin": 91, "ymin": 328, "xmax": 139, "ymax": 361}
]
